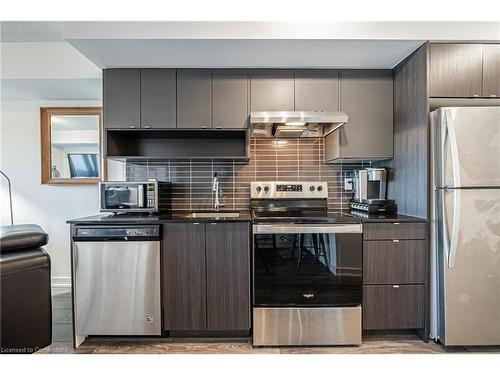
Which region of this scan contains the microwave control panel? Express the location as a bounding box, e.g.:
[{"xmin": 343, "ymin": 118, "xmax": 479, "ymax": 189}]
[{"xmin": 146, "ymin": 184, "xmax": 156, "ymax": 208}]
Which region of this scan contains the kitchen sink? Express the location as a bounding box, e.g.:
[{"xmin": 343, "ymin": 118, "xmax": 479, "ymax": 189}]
[{"xmin": 187, "ymin": 211, "xmax": 240, "ymax": 218}]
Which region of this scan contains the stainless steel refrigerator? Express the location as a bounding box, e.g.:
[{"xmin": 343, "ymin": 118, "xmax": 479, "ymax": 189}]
[{"xmin": 430, "ymin": 106, "xmax": 500, "ymax": 346}]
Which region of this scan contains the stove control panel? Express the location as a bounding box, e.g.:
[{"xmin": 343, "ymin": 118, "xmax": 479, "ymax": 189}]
[
  {"xmin": 251, "ymin": 181, "xmax": 328, "ymax": 199},
  {"xmin": 276, "ymin": 184, "xmax": 302, "ymax": 192}
]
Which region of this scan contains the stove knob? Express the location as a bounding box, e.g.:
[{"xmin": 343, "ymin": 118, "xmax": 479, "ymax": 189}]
[
  {"xmin": 256, "ymin": 186, "xmax": 262, "ymax": 193},
  {"xmin": 317, "ymin": 185, "xmax": 323, "ymax": 192},
  {"xmin": 310, "ymin": 186, "xmax": 315, "ymax": 191},
  {"xmin": 264, "ymin": 186, "xmax": 270, "ymax": 193}
]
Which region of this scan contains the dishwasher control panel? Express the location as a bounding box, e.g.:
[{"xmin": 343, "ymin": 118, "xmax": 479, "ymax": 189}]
[{"xmin": 73, "ymin": 226, "xmax": 160, "ymax": 240}]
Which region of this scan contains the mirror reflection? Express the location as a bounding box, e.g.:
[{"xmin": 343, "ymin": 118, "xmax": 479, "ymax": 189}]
[{"xmin": 49, "ymin": 115, "xmax": 100, "ymax": 180}]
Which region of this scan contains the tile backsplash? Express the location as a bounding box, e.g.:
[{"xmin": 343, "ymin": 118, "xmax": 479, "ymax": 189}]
[{"xmin": 126, "ymin": 137, "xmax": 368, "ymax": 212}]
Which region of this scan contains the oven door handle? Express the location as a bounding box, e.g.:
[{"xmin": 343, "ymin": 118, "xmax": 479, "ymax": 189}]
[{"xmin": 252, "ymin": 224, "xmax": 362, "ymax": 234}]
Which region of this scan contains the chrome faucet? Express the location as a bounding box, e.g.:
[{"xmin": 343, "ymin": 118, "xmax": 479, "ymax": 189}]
[{"xmin": 212, "ymin": 173, "xmax": 222, "ymax": 211}]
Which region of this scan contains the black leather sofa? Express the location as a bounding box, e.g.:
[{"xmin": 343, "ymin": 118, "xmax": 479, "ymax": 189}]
[{"xmin": 0, "ymin": 225, "xmax": 52, "ymax": 354}]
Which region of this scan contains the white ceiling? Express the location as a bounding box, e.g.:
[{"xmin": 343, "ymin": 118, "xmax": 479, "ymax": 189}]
[
  {"xmin": 63, "ymin": 21, "xmax": 500, "ymax": 69},
  {"xmin": 1, "ymin": 21, "xmax": 64, "ymax": 42},
  {"xmin": 62, "ymin": 21, "xmax": 500, "ymax": 41}
]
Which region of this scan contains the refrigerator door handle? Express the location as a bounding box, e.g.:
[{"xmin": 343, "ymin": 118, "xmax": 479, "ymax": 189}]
[
  {"xmin": 439, "ymin": 112, "xmax": 447, "ymax": 189},
  {"xmin": 444, "ymin": 188, "xmax": 461, "ymax": 269},
  {"xmin": 445, "ymin": 111, "xmax": 462, "ymax": 188},
  {"xmin": 442, "ymin": 110, "xmax": 461, "ymax": 268}
]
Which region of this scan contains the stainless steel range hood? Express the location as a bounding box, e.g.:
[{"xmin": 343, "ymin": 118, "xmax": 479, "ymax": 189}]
[{"xmin": 250, "ymin": 111, "xmax": 348, "ymax": 138}]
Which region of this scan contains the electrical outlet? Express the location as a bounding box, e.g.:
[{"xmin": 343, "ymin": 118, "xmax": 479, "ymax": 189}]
[{"xmin": 344, "ymin": 178, "xmax": 353, "ymax": 191}]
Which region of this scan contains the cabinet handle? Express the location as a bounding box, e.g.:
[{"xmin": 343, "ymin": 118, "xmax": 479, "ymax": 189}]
[
  {"xmin": 472, "ymin": 94, "xmax": 480, "ymax": 97},
  {"xmin": 392, "ymin": 285, "xmax": 400, "ymax": 288},
  {"xmin": 215, "ymin": 126, "xmax": 222, "ymax": 129},
  {"xmin": 490, "ymin": 95, "xmax": 497, "ymax": 97},
  {"xmin": 393, "ymin": 222, "xmax": 400, "ymax": 225},
  {"xmin": 393, "ymin": 239, "xmax": 399, "ymax": 243},
  {"xmin": 201, "ymin": 125, "xmax": 208, "ymax": 129},
  {"xmin": 193, "ymin": 222, "xmax": 200, "ymax": 225},
  {"xmin": 129, "ymin": 125, "xmax": 136, "ymax": 129},
  {"xmin": 144, "ymin": 125, "xmax": 151, "ymax": 129},
  {"xmin": 210, "ymin": 222, "xmax": 217, "ymax": 225}
]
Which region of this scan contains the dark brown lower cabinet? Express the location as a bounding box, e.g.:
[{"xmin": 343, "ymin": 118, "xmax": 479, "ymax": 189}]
[
  {"xmin": 362, "ymin": 221, "xmax": 428, "ymax": 333},
  {"xmin": 363, "ymin": 222, "xmax": 427, "ymax": 240},
  {"xmin": 206, "ymin": 222, "xmax": 250, "ymax": 331},
  {"xmin": 363, "ymin": 285, "xmax": 425, "ymax": 330},
  {"xmin": 162, "ymin": 222, "xmax": 207, "ymax": 330},
  {"xmin": 363, "ymin": 240, "xmax": 426, "ymax": 284},
  {"xmin": 162, "ymin": 221, "xmax": 251, "ymax": 333}
]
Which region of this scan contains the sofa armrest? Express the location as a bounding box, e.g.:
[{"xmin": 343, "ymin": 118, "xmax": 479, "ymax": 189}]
[{"xmin": 0, "ymin": 225, "xmax": 48, "ymax": 253}]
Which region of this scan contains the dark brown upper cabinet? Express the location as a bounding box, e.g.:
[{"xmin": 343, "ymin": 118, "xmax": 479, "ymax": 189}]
[
  {"xmin": 429, "ymin": 44, "xmax": 483, "ymax": 98},
  {"xmin": 325, "ymin": 70, "xmax": 393, "ymax": 162},
  {"xmin": 140, "ymin": 69, "xmax": 176, "ymax": 129},
  {"xmin": 177, "ymin": 69, "xmax": 213, "ymax": 129},
  {"xmin": 104, "ymin": 69, "xmax": 176, "ymax": 129},
  {"xmin": 103, "ymin": 69, "xmax": 141, "ymax": 129},
  {"xmin": 294, "ymin": 69, "xmax": 340, "ymax": 111},
  {"xmin": 212, "ymin": 70, "xmax": 249, "ymax": 129},
  {"xmin": 482, "ymin": 44, "xmax": 500, "ymax": 97},
  {"xmin": 250, "ymin": 69, "xmax": 294, "ymax": 111}
]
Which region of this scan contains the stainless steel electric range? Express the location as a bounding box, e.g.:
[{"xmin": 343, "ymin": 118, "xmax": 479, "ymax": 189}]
[{"xmin": 250, "ymin": 181, "xmax": 363, "ymax": 346}]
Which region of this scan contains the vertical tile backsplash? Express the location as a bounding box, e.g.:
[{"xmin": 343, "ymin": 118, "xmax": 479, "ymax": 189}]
[{"xmin": 126, "ymin": 137, "xmax": 367, "ymax": 212}]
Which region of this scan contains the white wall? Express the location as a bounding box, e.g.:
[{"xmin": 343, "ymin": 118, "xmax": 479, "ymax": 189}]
[
  {"xmin": 1, "ymin": 42, "xmax": 101, "ymax": 79},
  {"xmin": 0, "ymin": 100, "xmax": 105, "ymax": 287}
]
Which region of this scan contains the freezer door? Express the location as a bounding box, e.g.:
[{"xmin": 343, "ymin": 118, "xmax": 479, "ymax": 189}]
[
  {"xmin": 438, "ymin": 188, "xmax": 500, "ymax": 345},
  {"xmin": 74, "ymin": 241, "xmax": 161, "ymax": 337},
  {"xmin": 437, "ymin": 107, "xmax": 500, "ymax": 188}
]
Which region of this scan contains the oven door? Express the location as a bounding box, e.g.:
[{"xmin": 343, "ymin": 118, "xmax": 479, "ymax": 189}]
[
  {"xmin": 253, "ymin": 223, "xmax": 363, "ymax": 308},
  {"xmin": 100, "ymin": 183, "xmax": 146, "ymax": 212}
]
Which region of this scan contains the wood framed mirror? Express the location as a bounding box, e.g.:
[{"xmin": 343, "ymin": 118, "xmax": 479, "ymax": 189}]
[{"xmin": 41, "ymin": 107, "xmax": 104, "ymax": 184}]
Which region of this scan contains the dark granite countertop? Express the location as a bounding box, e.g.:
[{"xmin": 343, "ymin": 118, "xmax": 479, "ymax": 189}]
[
  {"xmin": 346, "ymin": 211, "xmax": 427, "ymax": 223},
  {"xmin": 68, "ymin": 210, "xmax": 426, "ymax": 225},
  {"xmin": 67, "ymin": 211, "xmax": 252, "ymax": 225}
]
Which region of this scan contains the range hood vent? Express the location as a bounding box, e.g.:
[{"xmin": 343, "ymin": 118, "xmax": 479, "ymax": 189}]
[
  {"xmin": 250, "ymin": 111, "xmax": 348, "ymax": 138},
  {"xmin": 274, "ymin": 125, "xmax": 307, "ymax": 137}
]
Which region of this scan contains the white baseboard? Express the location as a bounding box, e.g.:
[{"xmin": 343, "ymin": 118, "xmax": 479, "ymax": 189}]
[{"xmin": 51, "ymin": 276, "xmax": 71, "ymax": 289}]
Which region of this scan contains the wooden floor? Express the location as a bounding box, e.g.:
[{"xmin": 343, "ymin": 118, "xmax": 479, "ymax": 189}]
[{"xmin": 38, "ymin": 291, "xmax": 500, "ymax": 355}]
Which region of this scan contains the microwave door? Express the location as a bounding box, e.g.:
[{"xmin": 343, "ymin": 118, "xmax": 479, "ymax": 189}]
[{"xmin": 104, "ymin": 186, "xmax": 136, "ymax": 209}]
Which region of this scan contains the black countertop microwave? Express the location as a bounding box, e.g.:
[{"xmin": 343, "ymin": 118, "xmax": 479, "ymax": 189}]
[{"xmin": 99, "ymin": 181, "xmax": 171, "ymax": 213}]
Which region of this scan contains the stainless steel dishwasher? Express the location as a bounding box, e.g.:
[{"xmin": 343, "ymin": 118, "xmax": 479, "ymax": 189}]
[{"xmin": 72, "ymin": 225, "xmax": 161, "ymax": 346}]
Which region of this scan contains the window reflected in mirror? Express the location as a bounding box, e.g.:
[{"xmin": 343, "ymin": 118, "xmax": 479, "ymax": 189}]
[{"xmin": 41, "ymin": 108, "xmax": 103, "ymax": 184}]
